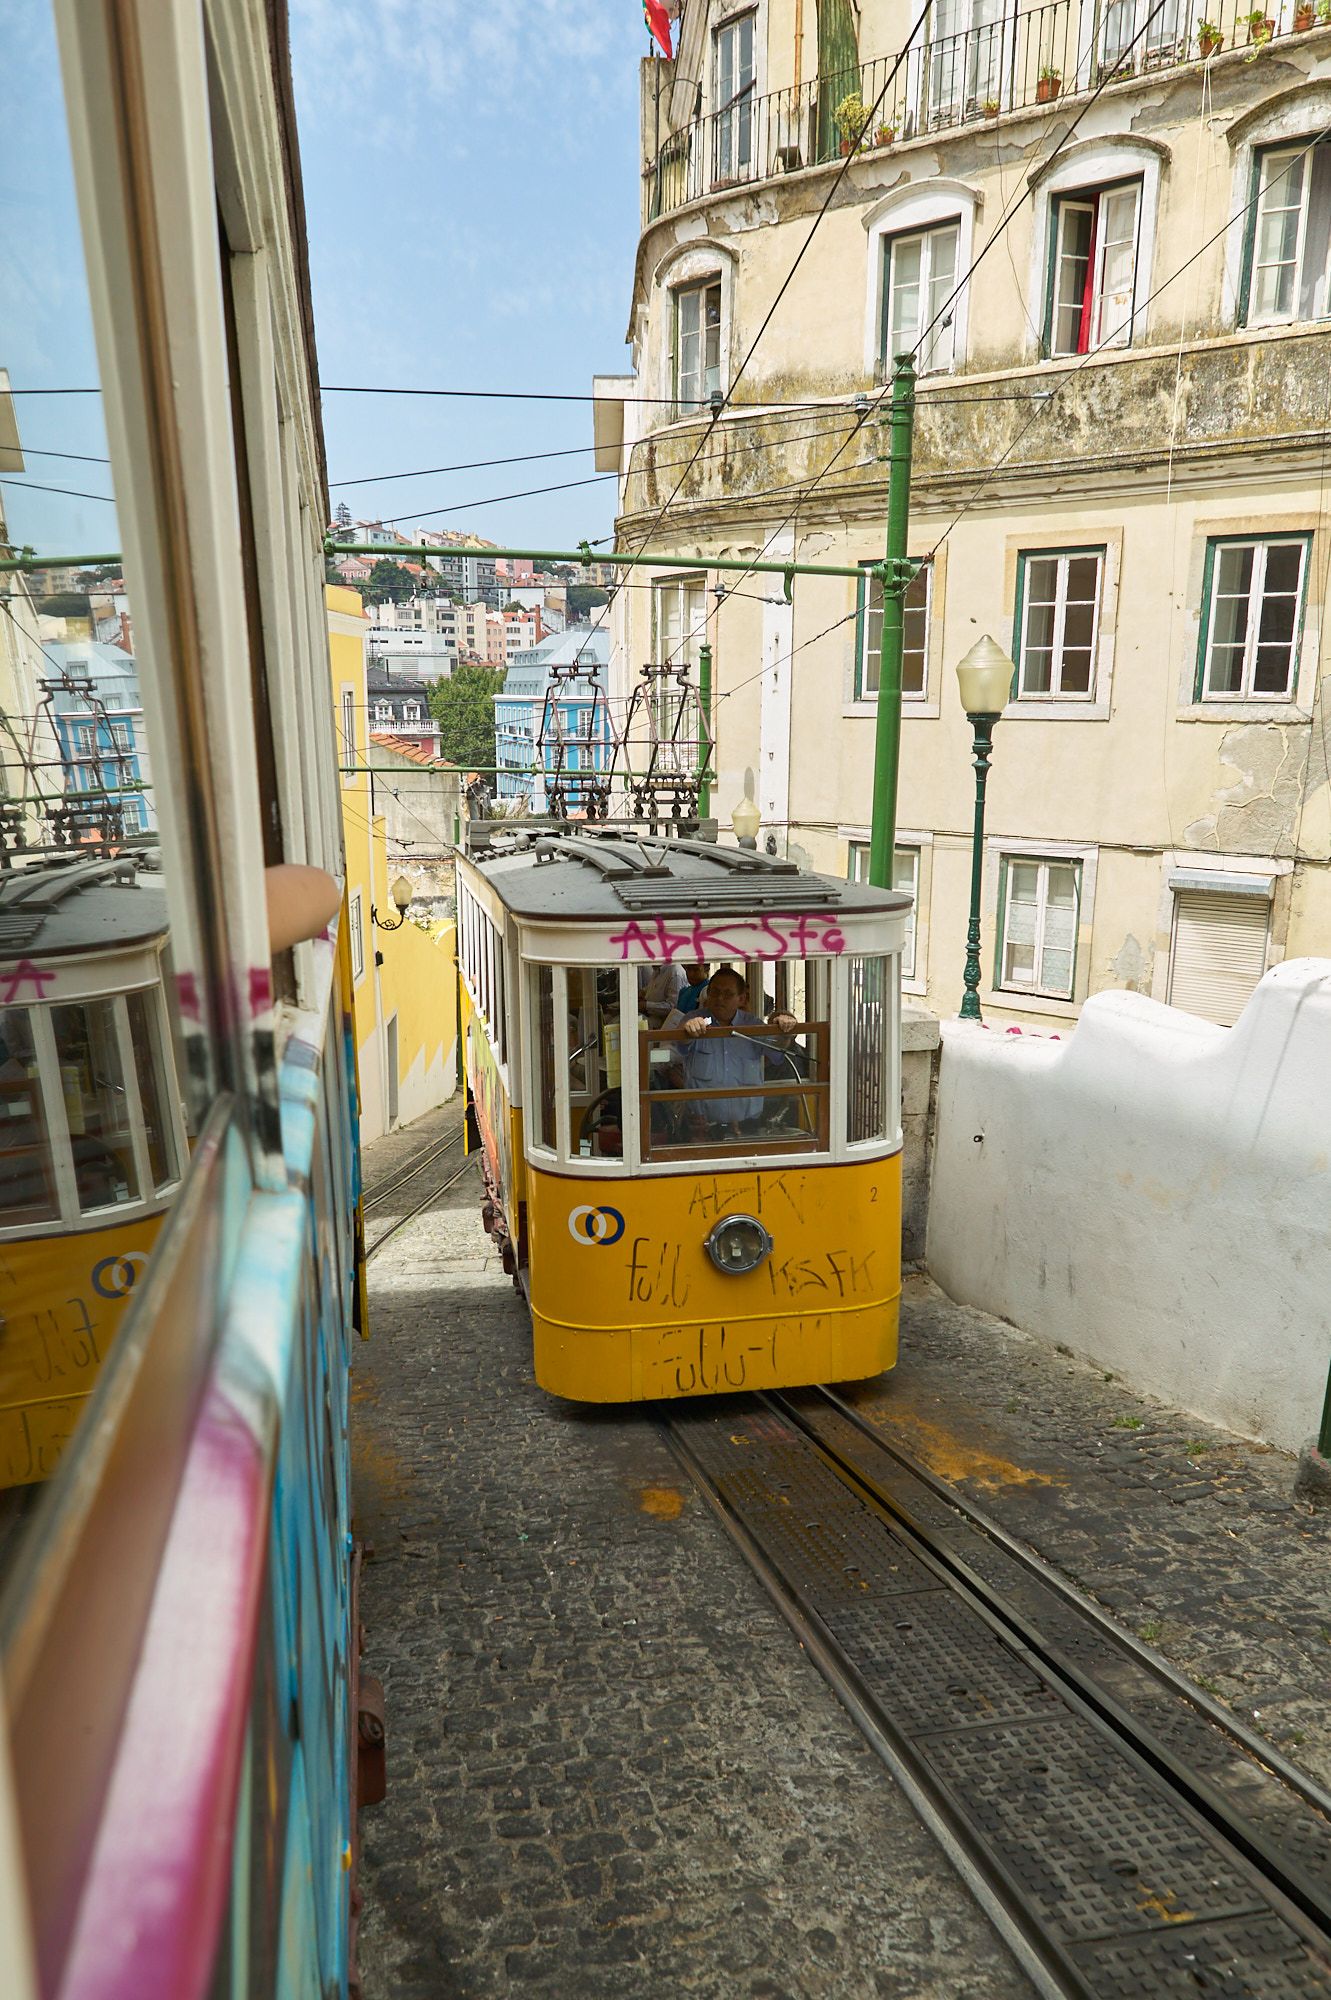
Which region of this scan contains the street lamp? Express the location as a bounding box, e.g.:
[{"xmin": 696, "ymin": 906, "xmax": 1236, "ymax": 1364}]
[
  {"xmin": 730, "ymin": 790, "xmax": 761, "ymax": 850},
  {"xmin": 373, "ymin": 873, "xmax": 415, "ymax": 932},
  {"xmin": 955, "ymin": 636, "xmax": 1014, "ymax": 1022}
]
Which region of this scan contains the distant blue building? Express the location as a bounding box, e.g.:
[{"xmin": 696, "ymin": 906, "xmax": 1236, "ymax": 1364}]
[
  {"xmin": 43, "ymin": 638, "xmax": 155, "ymax": 834},
  {"xmin": 494, "ymin": 626, "xmax": 612, "ymax": 807}
]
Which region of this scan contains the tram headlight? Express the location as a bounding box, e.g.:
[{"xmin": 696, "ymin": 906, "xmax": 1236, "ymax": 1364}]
[{"xmin": 704, "ymin": 1214, "xmax": 773, "ymax": 1275}]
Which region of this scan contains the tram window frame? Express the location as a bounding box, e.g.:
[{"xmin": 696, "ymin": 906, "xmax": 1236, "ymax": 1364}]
[
  {"xmin": 126, "ymin": 985, "xmax": 180, "ymax": 1194},
  {"xmin": 0, "ymin": 1005, "xmax": 60, "ymax": 1227},
  {"xmin": 844, "ymin": 954, "xmax": 898, "ymax": 1148},
  {"xmin": 51, "ymin": 997, "xmax": 143, "ymax": 1213},
  {"xmin": 520, "ymin": 957, "xmax": 911, "ymax": 1174}
]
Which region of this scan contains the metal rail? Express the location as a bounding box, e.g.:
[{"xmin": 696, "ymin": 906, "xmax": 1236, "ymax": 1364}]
[
  {"xmin": 360, "ymin": 1132, "xmax": 461, "ymax": 1214},
  {"xmin": 364, "ymin": 1155, "xmax": 476, "ymax": 1262},
  {"xmin": 666, "ymin": 1390, "xmax": 1331, "ymax": 1999}
]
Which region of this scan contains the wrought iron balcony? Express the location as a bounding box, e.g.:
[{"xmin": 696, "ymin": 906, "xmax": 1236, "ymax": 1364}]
[{"xmin": 642, "ymin": 0, "xmax": 1327, "ymax": 226}]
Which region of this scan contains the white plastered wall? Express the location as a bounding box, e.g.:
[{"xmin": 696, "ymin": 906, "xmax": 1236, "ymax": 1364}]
[{"xmin": 926, "ymin": 959, "xmax": 1331, "ymax": 1450}]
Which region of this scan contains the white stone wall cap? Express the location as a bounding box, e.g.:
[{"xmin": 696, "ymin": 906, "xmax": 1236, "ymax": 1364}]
[{"xmin": 902, "ymin": 1006, "xmax": 941, "ymax": 1052}]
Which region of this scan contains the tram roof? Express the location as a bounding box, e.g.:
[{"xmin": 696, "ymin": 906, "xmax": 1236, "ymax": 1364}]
[
  {"xmin": 0, "ymin": 856, "xmax": 169, "ymax": 958},
  {"xmin": 465, "ymin": 829, "xmax": 911, "ymax": 924}
]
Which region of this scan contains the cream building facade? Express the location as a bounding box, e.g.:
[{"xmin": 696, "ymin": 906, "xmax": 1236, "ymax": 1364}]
[{"xmin": 602, "ymin": 0, "xmax": 1331, "ymax": 1027}]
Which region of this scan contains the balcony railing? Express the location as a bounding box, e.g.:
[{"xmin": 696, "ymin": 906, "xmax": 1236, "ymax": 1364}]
[{"xmin": 643, "ymin": 0, "xmax": 1327, "ymax": 225}]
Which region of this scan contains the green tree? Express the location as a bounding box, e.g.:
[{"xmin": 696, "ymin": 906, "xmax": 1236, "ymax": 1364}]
[
  {"xmin": 361, "ymin": 558, "xmax": 420, "ymax": 604},
  {"xmin": 429, "ymin": 662, "xmax": 507, "ymax": 769},
  {"xmin": 565, "ymin": 583, "xmax": 608, "ymax": 617},
  {"xmin": 37, "ymin": 591, "xmax": 93, "ymax": 618}
]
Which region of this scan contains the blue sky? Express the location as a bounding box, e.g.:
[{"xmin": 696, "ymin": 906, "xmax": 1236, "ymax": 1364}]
[{"xmin": 1, "ymin": 0, "xmax": 645, "ymax": 559}]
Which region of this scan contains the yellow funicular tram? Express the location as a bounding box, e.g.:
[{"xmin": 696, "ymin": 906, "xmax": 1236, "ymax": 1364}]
[
  {"xmin": 0, "ymin": 856, "xmax": 186, "ymax": 1485},
  {"xmin": 458, "ymin": 826, "xmax": 911, "ymax": 1401}
]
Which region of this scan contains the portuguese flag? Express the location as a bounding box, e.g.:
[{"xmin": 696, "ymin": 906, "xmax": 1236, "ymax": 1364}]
[{"xmin": 644, "ymin": 1, "xmax": 673, "ymax": 58}]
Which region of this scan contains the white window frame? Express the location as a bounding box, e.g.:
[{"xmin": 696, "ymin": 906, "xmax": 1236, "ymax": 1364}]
[
  {"xmin": 1028, "ymin": 143, "xmax": 1162, "ymax": 361},
  {"xmin": 672, "ymin": 276, "xmax": 724, "ymax": 415},
  {"xmin": 712, "ymin": 9, "xmax": 757, "ymax": 182},
  {"xmin": 852, "ymin": 559, "xmax": 933, "ymax": 707},
  {"xmin": 997, "ymin": 855, "xmax": 1082, "ymax": 1001},
  {"xmin": 1245, "ymin": 140, "xmax": 1331, "ymax": 329},
  {"xmin": 1199, "ymin": 535, "xmax": 1309, "ymax": 703},
  {"xmin": 882, "ymin": 221, "xmax": 962, "ymax": 378},
  {"xmin": 349, "ymin": 889, "xmax": 365, "ymax": 983},
  {"xmin": 842, "ymin": 827, "xmax": 932, "ymax": 995},
  {"xmin": 1016, "ymin": 548, "xmax": 1104, "ymax": 701},
  {"xmin": 1047, "ymin": 180, "xmax": 1142, "ymax": 358},
  {"xmin": 864, "ymin": 181, "xmax": 978, "ymax": 379},
  {"xmin": 980, "ymin": 838, "xmax": 1099, "ymax": 1018}
]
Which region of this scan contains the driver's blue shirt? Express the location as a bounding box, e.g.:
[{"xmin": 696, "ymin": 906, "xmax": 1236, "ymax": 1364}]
[{"xmin": 679, "ymin": 1009, "xmax": 772, "ymax": 1124}]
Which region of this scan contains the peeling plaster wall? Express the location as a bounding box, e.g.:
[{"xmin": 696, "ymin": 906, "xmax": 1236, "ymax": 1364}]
[
  {"xmin": 927, "ymin": 961, "xmax": 1331, "ymax": 1450},
  {"xmin": 613, "ymin": 5, "xmax": 1331, "ymax": 1030}
]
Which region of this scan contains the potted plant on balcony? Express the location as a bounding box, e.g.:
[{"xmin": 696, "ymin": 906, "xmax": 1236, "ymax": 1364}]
[
  {"xmin": 873, "ymin": 121, "xmax": 896, "ymax": 146},
  {"xmin": 1243, "ymin": 7, "xmax": 1275, "ymax": 44},
  {"xmin": 1196, "ymin": 18, "xmax": 1224, "ymax": 53},
  {"xmin": 1319, "ymin": 0, "xmax": 1331, "ymax": 24},
  {"xmin": 834, "ymin": 91, "xmax": 866, "ymax": 155},
  {"xmin": 982, "ymin": 96, "xmax": 1001, "ymax": 116},
  {"xmin": 1036, "ymin": 64, "xmax": 1062, "ymax": 102},
  {"xmin": 1295, "ymin": 1, "xmax": 1315, "ymax": 27}
]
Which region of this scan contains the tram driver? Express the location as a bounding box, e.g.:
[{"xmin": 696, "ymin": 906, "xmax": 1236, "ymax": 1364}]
[{"xmin": 668, "ymin": 966, "xmax": 798, "ymax": 1140}]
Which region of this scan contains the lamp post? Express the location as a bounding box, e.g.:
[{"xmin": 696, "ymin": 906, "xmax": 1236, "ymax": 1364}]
[
  {"xmin": 373, "ymin": 874, "xmax": 415, "ymax": 932},
  {"xmin": 730, "ymin": 790, "xmax": 761, "ymax": 850},
  {"xmin": 955, "ymin": 636, "xmax": 1014, "ymax": 1022}
]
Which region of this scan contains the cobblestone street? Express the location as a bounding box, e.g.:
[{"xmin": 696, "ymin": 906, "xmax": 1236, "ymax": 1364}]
[
  {"xmin": 352, "ymin": 1106, "xmax": 1331, "ymax": 1997},
  {"xmin": 352, "ymin": 1105, "xmax": 1032, "ymax": 1999}
]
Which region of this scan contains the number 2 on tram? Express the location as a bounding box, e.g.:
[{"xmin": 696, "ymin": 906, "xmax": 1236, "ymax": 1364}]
[{"xmin": 457, "ymin": 831, "xmax": 913, "ymax": 1401}]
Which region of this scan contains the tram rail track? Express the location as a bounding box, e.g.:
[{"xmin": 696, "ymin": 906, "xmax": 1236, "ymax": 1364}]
[
  {"xmin": 364, "ymin": 1155, "xmax": 476, "ymax": 1262},
  {"xmin": 361, "ymin": 1132, "xmax": 462, "ymax": 1215},
  {"xmin": 666, "ymin": 1386, "xmax": 1331, "ymax": 1998}
]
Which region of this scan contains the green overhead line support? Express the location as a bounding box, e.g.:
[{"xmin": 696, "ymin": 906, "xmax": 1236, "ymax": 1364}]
[
  {"xmin": 697, "ymin": 640, "xmax": 714, "ymax": 820},
  {"xmin": 324, "ymin": 540, "xmax": 881, "ymax": 584},
  {"xmin": 868, "ymin": 355, "xmax": 917, "ymax": 892},
  {"xmin": 6, "ymin": 463, "xmax": 919, "ymax": 876},
  {"xmin": 0, "ymin": 552, "xmax": 123, "ymax": 573}
]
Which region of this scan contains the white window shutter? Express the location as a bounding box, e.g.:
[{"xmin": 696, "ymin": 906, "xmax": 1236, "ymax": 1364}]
[{"xmin": 1168, "ymin": 892, "xmax": 1269, "ymax": 1026}]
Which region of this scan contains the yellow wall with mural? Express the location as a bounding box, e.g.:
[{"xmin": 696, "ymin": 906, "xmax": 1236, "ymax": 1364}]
[{"xmin": 326, "ymin": 584, "xmax": 456, "ymax": 1139}]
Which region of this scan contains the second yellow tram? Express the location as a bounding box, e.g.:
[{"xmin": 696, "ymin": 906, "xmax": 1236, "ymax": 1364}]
[{"xmin": 457, "ymin": 828, "xmax": 911, "ymax": 1401}]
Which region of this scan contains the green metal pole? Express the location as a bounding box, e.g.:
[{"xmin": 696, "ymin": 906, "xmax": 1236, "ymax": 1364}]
[
  {"xmin": 697, "ymin": 640, "xmax": 713, "ymax": 819},
  {"xmin": 959, "ymin": 714, "xmax": 996, "ymax": 1022},
  {"xmin": 867, "ymin": 355, "xmax": 916, "ymax": 889}
]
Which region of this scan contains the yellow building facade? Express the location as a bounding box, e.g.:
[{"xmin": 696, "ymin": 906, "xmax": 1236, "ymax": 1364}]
[
  {"xmin": 604, "ymin": 0, "xmax": 1331, "ymax": 1029},
  {"xmin": 327, "ymin": 585, "xmax": 457, "ymax": 1137}
]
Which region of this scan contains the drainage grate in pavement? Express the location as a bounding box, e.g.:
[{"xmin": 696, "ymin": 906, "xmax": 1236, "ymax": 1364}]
[
  {"xmin": 669, "ymin": 1403, "xmax": 1331, "ymax": 1999},
  {"xmin": 1069, "ymin": 1913, "xmax": 1331, "ymax": 1998},
  {"xmin": 789, "ymin": 1391, "xmax": 1331, "ymax": 1921}
]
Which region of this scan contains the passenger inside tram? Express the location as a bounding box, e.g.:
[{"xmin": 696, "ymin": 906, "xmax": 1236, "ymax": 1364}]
[{"xmin": 645, "ymin": 963, "xmax": 827, "ymax": 1156}]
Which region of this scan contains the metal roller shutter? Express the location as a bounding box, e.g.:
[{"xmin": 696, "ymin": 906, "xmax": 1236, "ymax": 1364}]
[{"xmin": 1167, "ymin": 891, "xmax": 1270, "ymax": 1026}]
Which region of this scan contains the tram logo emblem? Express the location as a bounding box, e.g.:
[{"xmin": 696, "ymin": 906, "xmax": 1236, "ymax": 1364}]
[
  {"xmin": 91, "ymin": 1252, "xmax": 148, "ymax": 1300},
  {"xmin": 568, "ymin": 1205, "xmax": 626, "ymax": 1247}
]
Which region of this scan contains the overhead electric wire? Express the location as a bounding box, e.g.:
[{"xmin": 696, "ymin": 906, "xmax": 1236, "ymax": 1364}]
[
  {"xmin": 377, "ymin": 472, "xmax": 613, "ymax": 527},
  {"xmin": 620, "ymin": 0, "xmax": 940, "ymax": 584},
  {"xmin": 684, "ymin": 0, "xmax": 1185, "ymax": 618},
  {"xmin": 0, "ymin": 477, "xmax": 116, "ymax": 505},
  {"xmin": 7, "ymin": 445, "xmax": 112, "ymax": 467},
  {"xmin": 922, "ymin": 115, "xmax": 1331, "ymax": 562}
]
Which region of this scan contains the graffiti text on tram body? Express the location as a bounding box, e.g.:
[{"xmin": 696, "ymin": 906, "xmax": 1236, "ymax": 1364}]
[{"xmin": 607, "ymin": 914, "xmax": 846, "ymax": 963}]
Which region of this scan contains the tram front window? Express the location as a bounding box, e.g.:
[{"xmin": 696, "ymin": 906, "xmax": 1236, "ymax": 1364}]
[
  {"xmin": 52, "ymin": 999, "xmax": 140, "ymax": 1211},
  {"xmin": 0, "ymin": 1006, "xmax": 58, "ymax": 1224},
  {"xmin": 643, "ymin": 963, "xmax": 830, "ymax": 1161}
]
